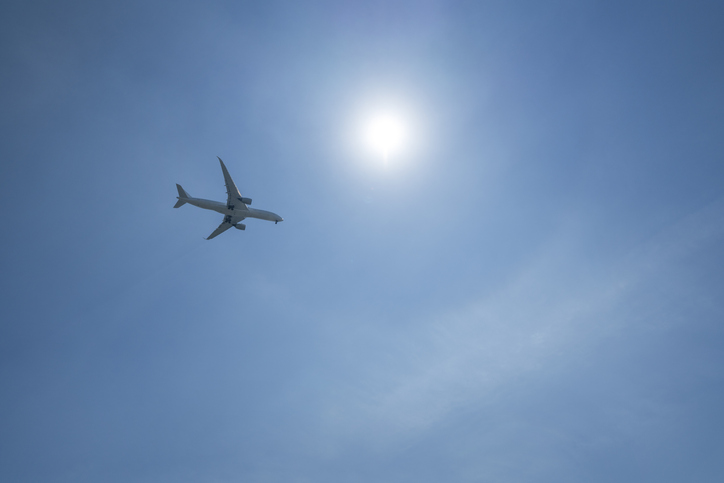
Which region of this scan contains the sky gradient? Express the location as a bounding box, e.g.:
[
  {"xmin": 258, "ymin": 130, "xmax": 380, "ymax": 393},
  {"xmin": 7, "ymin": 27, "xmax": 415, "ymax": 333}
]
[{"xmin": 2, "ymin": 1, "xmax": 724, "ymax": 482}]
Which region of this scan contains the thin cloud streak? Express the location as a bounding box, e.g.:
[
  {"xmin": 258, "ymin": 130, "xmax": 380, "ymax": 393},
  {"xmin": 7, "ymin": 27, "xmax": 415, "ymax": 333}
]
[{"xmin": 317, "ymin": 199, "xmax": 724, "ymax": 447}]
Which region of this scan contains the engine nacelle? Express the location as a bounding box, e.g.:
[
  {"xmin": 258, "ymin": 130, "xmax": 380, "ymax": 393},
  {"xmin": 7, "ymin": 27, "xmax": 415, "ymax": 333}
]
[
  {"xmin": 238, "ymin": 197, "xmax": 252, "ymax": 205},
  {"xmin": 234, "ymin": 223, "xmax": 246, "ymax": 231}
]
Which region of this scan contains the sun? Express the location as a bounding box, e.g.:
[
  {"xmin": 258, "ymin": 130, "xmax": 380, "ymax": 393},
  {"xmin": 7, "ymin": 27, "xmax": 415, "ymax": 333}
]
[{"xmin": 363, "ymin": 111, "xmax": 408, "ymax": 162}]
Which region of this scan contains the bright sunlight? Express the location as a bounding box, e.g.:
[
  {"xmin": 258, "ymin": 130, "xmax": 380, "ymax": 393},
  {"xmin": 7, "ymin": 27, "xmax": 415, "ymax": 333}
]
[{"xmin": 363, "ymin": 111, "xmax": 409, "ymax": 162}]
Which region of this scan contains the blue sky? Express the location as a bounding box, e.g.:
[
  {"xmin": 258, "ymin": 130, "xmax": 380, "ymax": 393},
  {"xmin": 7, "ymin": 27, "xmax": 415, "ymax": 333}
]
[{"xmin": 2, "ymin": 1, "xmax": 724, "ymax": 481}]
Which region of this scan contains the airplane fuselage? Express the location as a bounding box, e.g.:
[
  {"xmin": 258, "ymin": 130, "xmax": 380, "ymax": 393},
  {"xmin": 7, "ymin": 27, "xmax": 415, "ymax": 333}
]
[
  {"xmin": 185, "ymin": 197, "xmax": 283, "ymax": 223},
  {"xmin": 175, "ymin": 157, "xmax": 283, "ymax": 238}
]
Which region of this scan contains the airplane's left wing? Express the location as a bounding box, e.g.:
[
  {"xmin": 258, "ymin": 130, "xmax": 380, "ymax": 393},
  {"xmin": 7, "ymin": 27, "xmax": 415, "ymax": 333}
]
[
  {"xmin": 205, "ymin": 215, "xmax": 245, "ymax": 240},
  {"xmin": 217, "ymin": 157, "xmax": 248, "ymax": 211}
]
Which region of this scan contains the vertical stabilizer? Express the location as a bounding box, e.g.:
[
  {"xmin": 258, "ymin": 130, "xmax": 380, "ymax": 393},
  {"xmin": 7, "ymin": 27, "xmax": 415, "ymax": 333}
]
[{"xmin": 174, "ymin": 184, "xmax": 190, "ymax": 208}]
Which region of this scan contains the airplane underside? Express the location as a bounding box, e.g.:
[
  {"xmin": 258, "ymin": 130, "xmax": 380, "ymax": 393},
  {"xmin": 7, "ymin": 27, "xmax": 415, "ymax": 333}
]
[{"xmin": 174, "ymin": 157, "xmax": 282, "ymax": 239}]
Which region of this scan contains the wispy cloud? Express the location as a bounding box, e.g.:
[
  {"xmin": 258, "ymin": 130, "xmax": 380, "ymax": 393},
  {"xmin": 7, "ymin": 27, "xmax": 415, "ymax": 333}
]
[{"xmin": 318, "ymin": 199, "xmax": 724, "ymax": 448}]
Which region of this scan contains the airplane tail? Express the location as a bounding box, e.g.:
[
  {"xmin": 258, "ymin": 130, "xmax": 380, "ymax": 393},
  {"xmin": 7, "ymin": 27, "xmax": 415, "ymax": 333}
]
[{"xmin": 174, "ymin": 184, "xmax": 190, "ymax": 208}]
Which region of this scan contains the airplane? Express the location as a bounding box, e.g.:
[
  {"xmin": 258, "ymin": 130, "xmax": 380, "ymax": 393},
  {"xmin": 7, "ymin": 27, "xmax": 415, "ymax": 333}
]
[{"xmin": 174, "ymin": 157, "xmax": 283, "ymax": 239}]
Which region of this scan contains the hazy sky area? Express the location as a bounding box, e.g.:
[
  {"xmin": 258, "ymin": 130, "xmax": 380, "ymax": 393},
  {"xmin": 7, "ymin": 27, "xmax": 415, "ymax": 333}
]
[{"xmin": 2, "ymin": 1, "xmax": 724, "ymax": 481}]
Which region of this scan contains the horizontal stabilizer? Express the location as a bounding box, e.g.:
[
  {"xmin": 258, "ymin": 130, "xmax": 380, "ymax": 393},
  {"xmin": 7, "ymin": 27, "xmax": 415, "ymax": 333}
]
[{"xmin": 173, "ymin": 199, "xmax": 186, "ymax": 208}]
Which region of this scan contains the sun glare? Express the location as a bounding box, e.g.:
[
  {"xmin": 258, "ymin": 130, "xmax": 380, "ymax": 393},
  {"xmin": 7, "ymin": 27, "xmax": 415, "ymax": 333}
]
[{"xmin": 363, "ymin": 111, "xmax": 408, "ymax": 162}]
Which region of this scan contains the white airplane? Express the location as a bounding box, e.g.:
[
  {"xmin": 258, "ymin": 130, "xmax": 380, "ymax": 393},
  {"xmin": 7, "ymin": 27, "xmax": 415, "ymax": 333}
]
[{"xmin": 174, "ymin": 157, "xmax": 283, "ymax": 239}]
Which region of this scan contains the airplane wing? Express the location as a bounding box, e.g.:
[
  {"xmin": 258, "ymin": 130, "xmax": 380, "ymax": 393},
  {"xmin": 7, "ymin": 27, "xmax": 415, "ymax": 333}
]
[
  {"xmin": 217, "ymin": 157, "xmax": 248, "ymax": 211},
  {"xmin": 205, "ymin": 215, "xmax": 246, "ymax": 240}
]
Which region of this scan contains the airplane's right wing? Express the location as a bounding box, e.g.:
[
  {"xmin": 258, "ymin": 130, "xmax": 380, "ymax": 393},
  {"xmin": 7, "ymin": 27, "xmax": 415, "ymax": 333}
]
[
  {"xmin": 205, "ymin": 215, "xmax": 245, "ymax": 240},
  {"xmin": 217, "ymin": 157, "xmax": 248, "ymax": 211}
]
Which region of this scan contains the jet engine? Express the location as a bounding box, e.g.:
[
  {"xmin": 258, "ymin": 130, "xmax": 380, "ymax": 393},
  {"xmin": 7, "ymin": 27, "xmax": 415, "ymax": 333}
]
[
  {"xmin": 234, "ymin": 223, "xmax": 246, "ymax": 230},
  {"xmin": 238, "ymin": 197, "xmax": 252, "ymax": 205}
]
